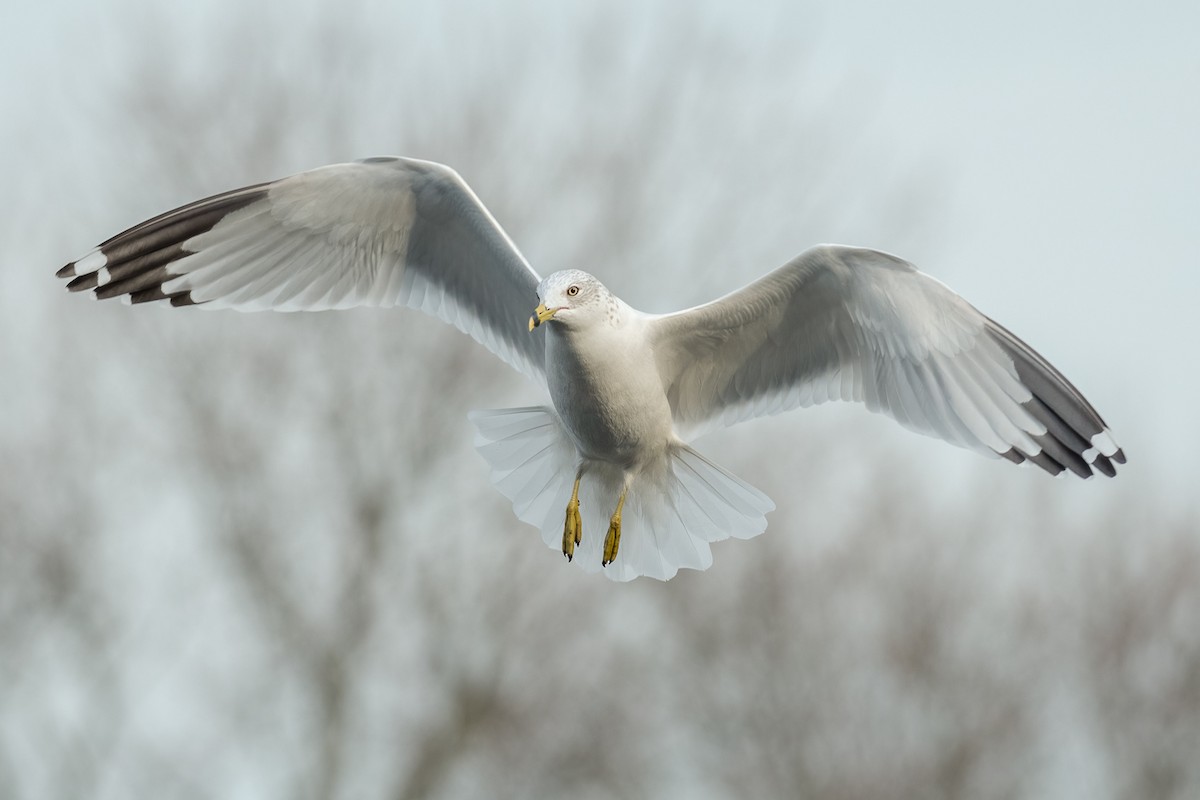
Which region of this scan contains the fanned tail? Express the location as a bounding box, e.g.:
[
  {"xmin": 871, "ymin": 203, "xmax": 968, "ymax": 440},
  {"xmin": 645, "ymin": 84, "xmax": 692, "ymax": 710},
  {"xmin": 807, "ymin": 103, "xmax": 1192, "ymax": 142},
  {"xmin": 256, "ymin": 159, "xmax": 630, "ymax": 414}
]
[
  {"xmin": 468, "ymin": 407, "xmax": 579, "ymax": 548},
  {"xmin": 608, "ymin": 444, "xmax": 774, "ymax": 581},
  {"xmin": 469, "ymin": 407, "xmax": 774, "ymax": 582}
]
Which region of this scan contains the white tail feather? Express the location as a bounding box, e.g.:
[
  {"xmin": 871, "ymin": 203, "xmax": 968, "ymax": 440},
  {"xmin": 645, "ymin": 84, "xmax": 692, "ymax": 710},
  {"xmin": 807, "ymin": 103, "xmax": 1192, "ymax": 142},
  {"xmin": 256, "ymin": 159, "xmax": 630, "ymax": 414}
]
[{"xmin": 469, "ymin": 407, "xmax": 775, "ymax": 581}]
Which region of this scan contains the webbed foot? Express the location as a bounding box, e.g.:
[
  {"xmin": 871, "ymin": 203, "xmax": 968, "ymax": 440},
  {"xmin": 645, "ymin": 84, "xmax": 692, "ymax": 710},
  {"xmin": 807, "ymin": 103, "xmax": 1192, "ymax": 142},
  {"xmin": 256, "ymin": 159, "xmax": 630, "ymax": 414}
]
[
  {"xmin": 602, "ymin": 513, "xmax": 622, "ymax": 566},
  {"xmin": 562, "ymin": 474, "xmax": 583, "ymax": 561},
  {"xmin": 602, "ymin": 484, "xmax": 629, "ymax": 567},
  {"xmin": 563, "ymin": 496, "xmax": 582, "ymax": 560}
]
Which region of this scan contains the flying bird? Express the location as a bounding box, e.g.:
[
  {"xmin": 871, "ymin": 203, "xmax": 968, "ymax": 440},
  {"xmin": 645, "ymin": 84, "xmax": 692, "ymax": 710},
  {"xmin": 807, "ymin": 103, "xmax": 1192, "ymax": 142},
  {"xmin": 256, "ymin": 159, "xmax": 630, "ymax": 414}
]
[{"xmin": 58, "ymin": 156, "xmax": 1124, "ymax": 581}]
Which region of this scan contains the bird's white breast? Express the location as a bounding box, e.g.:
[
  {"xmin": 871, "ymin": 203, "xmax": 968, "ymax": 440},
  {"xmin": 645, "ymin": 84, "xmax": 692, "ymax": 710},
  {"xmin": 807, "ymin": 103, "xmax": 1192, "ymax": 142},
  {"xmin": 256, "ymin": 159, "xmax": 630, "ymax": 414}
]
[{"xmin": 545, "ymin": 317, "xmax": 674, "ymax": 469}]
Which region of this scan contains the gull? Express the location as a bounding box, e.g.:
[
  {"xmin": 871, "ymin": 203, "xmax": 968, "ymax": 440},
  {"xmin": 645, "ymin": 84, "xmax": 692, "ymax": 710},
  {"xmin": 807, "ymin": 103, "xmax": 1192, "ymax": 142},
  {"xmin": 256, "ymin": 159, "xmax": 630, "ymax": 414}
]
[{"xmin": 58, "ymin": 156, "xmax": 1125, "ymax": 581}]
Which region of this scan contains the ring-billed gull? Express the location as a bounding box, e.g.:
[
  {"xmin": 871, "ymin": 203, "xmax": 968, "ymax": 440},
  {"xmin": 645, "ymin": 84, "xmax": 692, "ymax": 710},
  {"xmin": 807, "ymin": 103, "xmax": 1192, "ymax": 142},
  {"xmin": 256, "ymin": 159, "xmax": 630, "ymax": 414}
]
[{"xmin": 58, "ymin": 156, "xmax": 1124, "ymax": 581}]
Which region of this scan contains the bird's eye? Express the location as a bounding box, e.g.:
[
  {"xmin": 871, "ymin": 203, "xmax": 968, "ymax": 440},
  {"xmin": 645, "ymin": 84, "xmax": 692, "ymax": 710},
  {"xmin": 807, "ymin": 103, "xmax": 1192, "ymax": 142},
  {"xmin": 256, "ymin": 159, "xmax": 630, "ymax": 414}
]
[{"xmin": 566, "ymin": 285, "xmax": 580, "ymax": 297}]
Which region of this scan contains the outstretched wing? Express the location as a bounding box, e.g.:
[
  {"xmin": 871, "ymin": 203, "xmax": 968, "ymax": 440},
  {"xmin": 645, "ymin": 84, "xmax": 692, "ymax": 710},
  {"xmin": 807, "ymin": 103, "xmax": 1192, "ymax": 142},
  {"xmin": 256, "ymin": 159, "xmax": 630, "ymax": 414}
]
[
  {"xmin": 649, "ymin": 245, "xmax": 1124, "ymax": 478},
  {"xmin": 58, "ymin": 156, "xmax": 546, "ymax": 381}
]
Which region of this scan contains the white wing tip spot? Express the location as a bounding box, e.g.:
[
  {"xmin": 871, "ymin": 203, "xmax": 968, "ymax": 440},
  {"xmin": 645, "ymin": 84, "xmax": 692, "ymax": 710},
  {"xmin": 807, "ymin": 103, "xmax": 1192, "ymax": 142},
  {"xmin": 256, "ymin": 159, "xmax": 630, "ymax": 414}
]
[
  {"xmin": 1090, "ymin": 430, "xmax": 1119, "ymax": 457},
  {"xmin": 74, "ymin": 249, "xmax": 107, "ymax": 275}
]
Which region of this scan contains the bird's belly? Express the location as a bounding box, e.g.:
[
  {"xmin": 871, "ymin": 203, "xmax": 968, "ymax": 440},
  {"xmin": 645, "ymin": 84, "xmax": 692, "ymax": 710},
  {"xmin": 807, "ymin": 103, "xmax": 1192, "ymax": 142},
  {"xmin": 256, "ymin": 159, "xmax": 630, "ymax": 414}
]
[
  {"xmin": 556, "ymin": 384, "xmax": 669, "ymax": 466},
  {"xmin": 547, "ymin": 334, "xmax": 672, "ymax": 468}
]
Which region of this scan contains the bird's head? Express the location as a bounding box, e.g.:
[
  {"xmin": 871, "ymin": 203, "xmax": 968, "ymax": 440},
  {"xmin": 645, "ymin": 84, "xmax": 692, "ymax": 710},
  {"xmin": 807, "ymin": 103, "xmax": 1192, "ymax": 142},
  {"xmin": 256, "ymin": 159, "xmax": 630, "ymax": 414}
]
[{"xmin": 529, "ymin": 270, "xmax": 609, "ymax": 331}]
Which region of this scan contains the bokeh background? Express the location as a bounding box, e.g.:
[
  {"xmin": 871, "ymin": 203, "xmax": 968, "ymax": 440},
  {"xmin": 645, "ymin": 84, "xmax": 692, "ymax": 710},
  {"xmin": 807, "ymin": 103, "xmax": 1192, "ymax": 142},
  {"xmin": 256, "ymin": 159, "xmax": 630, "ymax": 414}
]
[{"xmin": 3, "ymin": 1, "xmax": 1198, "ymax": 797}]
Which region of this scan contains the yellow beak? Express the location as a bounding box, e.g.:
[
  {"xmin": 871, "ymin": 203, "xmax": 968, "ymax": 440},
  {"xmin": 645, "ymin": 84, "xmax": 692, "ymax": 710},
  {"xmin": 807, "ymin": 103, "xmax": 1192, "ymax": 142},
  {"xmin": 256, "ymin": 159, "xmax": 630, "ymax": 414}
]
[{"xmin": 528, "ymin": 303, "xmax": 558, "ymax": 331}]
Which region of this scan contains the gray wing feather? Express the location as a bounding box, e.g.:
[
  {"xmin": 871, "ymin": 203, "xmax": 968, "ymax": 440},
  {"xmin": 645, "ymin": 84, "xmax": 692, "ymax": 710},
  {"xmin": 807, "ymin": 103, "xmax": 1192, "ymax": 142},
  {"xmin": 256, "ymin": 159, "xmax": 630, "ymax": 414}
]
[
  {"xmin": 59, "ymin": 157, "xmax": 545, "ymax": 382},
  {"xmin": 649, "ymin": 245, "xmax": 1124, "ymax": 478}
]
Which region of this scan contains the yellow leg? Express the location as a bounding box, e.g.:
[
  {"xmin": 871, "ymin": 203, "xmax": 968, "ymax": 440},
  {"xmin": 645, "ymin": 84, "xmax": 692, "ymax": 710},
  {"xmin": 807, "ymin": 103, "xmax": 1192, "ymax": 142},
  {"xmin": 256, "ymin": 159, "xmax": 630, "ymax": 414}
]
[
  {"xmin": 602, "ymin": 484, "xmax": 629, "ymax": 567},
  {"xmin": 562, "ymin": 474, "xmax": 583, "ymax": 561}
]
